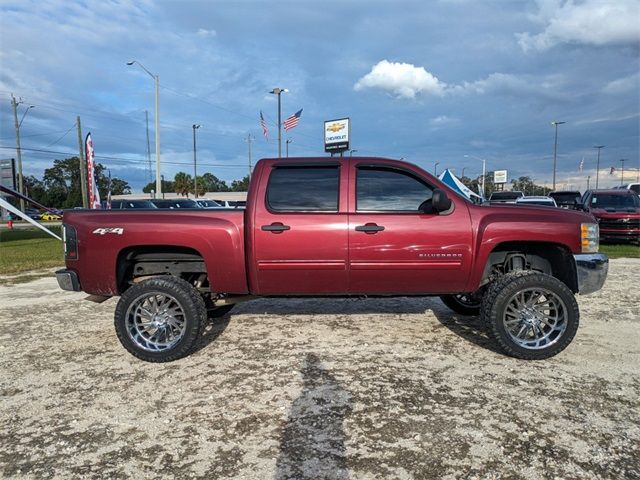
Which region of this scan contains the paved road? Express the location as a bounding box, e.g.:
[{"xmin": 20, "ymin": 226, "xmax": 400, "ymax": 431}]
[{"xmin": 0, "ymin": 260, "xmax": 638, "ymax": 479}]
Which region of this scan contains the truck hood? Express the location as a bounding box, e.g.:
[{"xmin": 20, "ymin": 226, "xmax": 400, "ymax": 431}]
[{"xmin": 591, "ymin": 208, "xmax": 640, "ymax": 218}]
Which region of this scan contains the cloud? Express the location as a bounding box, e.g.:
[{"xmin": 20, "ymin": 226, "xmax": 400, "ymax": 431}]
[
  {"xmin": 353, "ymin": 60, "xmax": 447, "ymax": 98},
  {"xmin": 517, "ymin": 0, "xmax": 640, "ymax": 51},
  {"xmin": 196, "ymin": 28, "xmax": 216, "ymax": 38},
  {"xmin": 429, "ymin": 115, "xmax": 459, "ymax": 128},
  {"xmin": 450, "ymin": 72, "xmax": 569, "ymax": 102},
  {"xmin": 603, "ymin": 72, "xmax": 640, "ymax": 95}
]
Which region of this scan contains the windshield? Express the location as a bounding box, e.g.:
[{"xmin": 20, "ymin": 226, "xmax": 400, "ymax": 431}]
[
  {"xmin": 119, "ymin": 200, "xmax": 156, "ymax": 209},
  {"xmin": 550, "ymin": 192, "xmax": 580, "ymax": 203},
  {"xmin": 197, "ymin": 200, "xmax": 221, "ymax": 208},
  {"xmin": 490, "ymin": 192, "xmax": 522, "ymax": 200},
  {"xmin": 591, "ymin": 194, "xmax": 640, "ymax": 209}
]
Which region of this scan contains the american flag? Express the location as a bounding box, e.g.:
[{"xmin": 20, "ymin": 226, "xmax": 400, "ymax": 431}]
[
  {"xmin": 284, "ymin": 109, "xmax": 303, "ymax": 131},
  {"xmin": 260, "ymin": 111, "xmax": 269, "ymax": 139},
  {"xmin": 610, "ymin": 166, "xmax": 616, "ymax": 175}
]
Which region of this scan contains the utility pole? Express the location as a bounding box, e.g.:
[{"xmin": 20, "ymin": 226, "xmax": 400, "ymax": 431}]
[
  {"xmin": 594, "ymin": 145, "xmax": 605, "ymax": 189},
  {"xmin": 11, "ymin": 94, "xmax": 25, "ymax": 212},
  {"xmin": 76, "ymin": 116, "xmax": 88, "ymax": 208},
  {"xmin": 551, "ymin": 121, "xmax": 565, "ymax": 191},
  {"xmin": 192, "ymin": 124, "xmax": 200, "ymax": 198},
  {"xmin": 587, "ymin": 175, "xmax": 590, "ymax": 190},
  {"xmin": 619, "ymin": 159, "xmax": 626, "ymax": 186},
  {"xmin": 145, "ymin": 110, "xmax": 152, "ymax": 183},
  {"xmin": 246, "ymin": 133, "xmax": 253, "ymax": 180}
]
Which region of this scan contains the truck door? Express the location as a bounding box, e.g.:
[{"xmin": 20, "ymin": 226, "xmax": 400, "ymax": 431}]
[
  {"xmin": 251, "ymin": 163, "xmax": 348, "ymax": 295},
  {"xmin": 348, "ymin": 163, "xmax": 472, "ymax": 294}
]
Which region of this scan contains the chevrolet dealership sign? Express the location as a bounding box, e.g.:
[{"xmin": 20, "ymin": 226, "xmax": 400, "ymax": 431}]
[{"xmin": 324, "ymin": 118, "xmax": 350, "ymax": 153}]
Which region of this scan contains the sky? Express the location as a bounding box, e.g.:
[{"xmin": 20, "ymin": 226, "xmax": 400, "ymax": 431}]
[{"xmin": 1, "ymin": 0, "xmax": 639, "ymax": 193}]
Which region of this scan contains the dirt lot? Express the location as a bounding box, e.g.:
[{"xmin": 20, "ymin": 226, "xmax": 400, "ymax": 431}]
[{"xmin": 0, "ymin": 259, "xmax": 638, "ymax": 479}]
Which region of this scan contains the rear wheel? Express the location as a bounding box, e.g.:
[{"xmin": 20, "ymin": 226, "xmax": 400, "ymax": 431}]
[
  {"xmin": 481, "ymin": 271, "xmax": 579, "ymax": 360},
  {"xmin": 114, "ymin": 276, "xmax": 207, "ymax": 362},
  {"xmin": 440, "ymin": 293, "xmax": 481, "ymax": 316}
]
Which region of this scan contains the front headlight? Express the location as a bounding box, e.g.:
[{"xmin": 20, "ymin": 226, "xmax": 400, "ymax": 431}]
[{"xmin": 581, "ymin": 223, "xmax": 599, "ymax": 253}]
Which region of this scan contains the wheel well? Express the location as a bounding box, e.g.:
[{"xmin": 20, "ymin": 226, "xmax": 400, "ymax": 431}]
[
  {"xmin": 116, "ymin": 246, "xmax": 208, "ymax": 294},
  {"xmin": 481, "ymin": 242, "xmax": 578, "ymax": 292}
]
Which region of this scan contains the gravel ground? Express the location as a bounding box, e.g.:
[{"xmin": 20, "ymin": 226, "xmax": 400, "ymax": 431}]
[{"xmin": 0, "ymin": 259, "xmax": 638, "ymax": 479}]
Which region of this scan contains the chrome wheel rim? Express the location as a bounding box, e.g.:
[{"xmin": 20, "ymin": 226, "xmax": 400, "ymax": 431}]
[
  {"xmin": 125, "ymin": 292, "xmax": 186, "ymax": 352},
  {"xmin": 454, "ymin": 293, "xmax": 480, "ymax": 307},
  {"xmin": 503, "ymin": 287, "xmax": 567, "ymax": 350}
]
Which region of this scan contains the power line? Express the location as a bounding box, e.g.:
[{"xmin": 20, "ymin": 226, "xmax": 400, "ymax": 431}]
[
  {"xmin": 0, "ymin": 145, "xmax": 249, "ymax": 168},
  {"xmin": 45, "ymin": 123, "xmax": 76, "ymax": 147}
]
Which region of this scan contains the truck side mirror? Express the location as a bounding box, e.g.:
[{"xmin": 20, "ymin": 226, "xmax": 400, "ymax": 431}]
[{"xmin": 432, "ymin": 189, "xmax": 452, "ymax": 212}]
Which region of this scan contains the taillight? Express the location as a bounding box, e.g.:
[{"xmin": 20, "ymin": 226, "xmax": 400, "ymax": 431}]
[{"xmin": 63, "ymin": 224, "xmax": 78, "ymax": 260}]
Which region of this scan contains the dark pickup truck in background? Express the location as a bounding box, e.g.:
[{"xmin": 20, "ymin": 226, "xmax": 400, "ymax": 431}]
[{"xmin": 56, "ymin": 157, "xmax": 608, "ymax": 362}]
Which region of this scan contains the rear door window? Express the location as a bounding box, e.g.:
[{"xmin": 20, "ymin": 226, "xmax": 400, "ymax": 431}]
[{"xmin": 267, "ymin": 165, "xmax": 340, "ymax": 212}]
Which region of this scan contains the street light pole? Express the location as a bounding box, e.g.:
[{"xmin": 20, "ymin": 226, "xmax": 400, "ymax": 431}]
[
  {"xmin": 434, "ymin": 162, "xmax": 440, "ymax": 176},
  {"xmin": 286, "ymin": 138, "xmax": 292, "ymax": 158},
  {"xmin": 269, "ymin": 87, "xmax": 288, "ymax": 158},
  {"xmin": 551, "ymin": 121, "xmax": 566, "ymax": 191},
  {"xmin": 593, "ymin": 145, "xmax": 605, "ymax": 189},
  {"xmin": 464, "ymin": 154, "xmax": 487, "ymax": 199},
  {"xmin": 193, "ymin": 124, "xmax": 201, "ymax": 198},
  {"xmin": 127, "ymin": 60, "xmax": 161, "ymax": 198},
  {"xmin": 620, "ymin": 159, "xmax": 627, "ymax": 186}
]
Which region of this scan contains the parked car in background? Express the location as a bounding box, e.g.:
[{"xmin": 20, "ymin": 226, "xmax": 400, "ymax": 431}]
[
  {"xmin": 40, "ymin": 212, "xmax": 63, "ymax": 221},
  {"xmin": 515, "ymin": 196, "xmax": 557, "ymax": 207},
  {"xmin": 195, "ymin": 199, "xmax": 222, "ymax": 209},
  {"xmin": 211, "ymin": 199, "xmax": 247, "ymax": 208},
  {"xmin": 150, "ymin": 199, "xmax": 201, "ymax": 209},
  {"xmin": 549, "ymin": 191, "xmax": 582, "ymax": 210},
  {"xmin": 581, "ymin": 189, "xmax": 640, "ymax": 244},
  {"xmin": 109, "ymin": 199, "xmax": 158, "ymax": 209},
  {"xmin": 617, "ymin": 183, "xmax": 640, "ymax": 196},
  {"xmin": 488, "ymin": 191, "xmax": 524, "ymax": 204}
]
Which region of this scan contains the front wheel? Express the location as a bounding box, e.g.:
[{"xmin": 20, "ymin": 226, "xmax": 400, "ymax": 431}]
[
  {"xmin": 114, "ymin": 276, "xmax": 207, "ymax": 362},
  {"xmin": 481, "ymin": 271, "xmax": 579, "ymax": 360}
]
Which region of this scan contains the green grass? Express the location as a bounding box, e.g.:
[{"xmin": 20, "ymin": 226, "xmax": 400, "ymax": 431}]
[
  {"xmin": 599, "ymin": 243, "xmax": 640, "ymax": 259},
  {"xmin": 0, "ymin": 227, "xmax": 65, "ymax": 275}
]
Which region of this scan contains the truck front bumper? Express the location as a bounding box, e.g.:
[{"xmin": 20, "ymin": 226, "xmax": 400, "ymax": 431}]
[
  {"xmin": 56, "ymin": 269, "xmax": 81, "ymax": 292},
  {"xmin": 574, "ymin": 253, "xmax": 608, "ymax": 295}
]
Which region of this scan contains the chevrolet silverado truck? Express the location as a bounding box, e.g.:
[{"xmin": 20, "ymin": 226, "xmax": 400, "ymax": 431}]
[
  {"xmin": 56, "ymin": 157, "xmax": 609, "ymax": 362},
  {"xmin": 580, "ymin": 189, "xmax": 640, "ymax": 244}
]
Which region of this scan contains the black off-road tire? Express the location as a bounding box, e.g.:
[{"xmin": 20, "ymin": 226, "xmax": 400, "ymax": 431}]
[
  {"xmin": 114, "ymin": 276, "xmax": 207, "ymax": 362},
  {"xmin": 480, "ymin": 270, "xmax": 580, "ymax": 360},
  {"xmin": 440, "ymin": 294, "xmax": 481, "ymax": 316}
]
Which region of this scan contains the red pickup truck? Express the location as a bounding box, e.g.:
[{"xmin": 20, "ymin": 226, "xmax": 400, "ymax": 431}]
[{"xmin": 57, "ymin": 157, "xmax": 608, "ymax": 362}]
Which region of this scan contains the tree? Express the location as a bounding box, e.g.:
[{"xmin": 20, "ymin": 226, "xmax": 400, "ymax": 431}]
[
  {"xmin": 39, "ymin": 157, "xmax": 129, "ymax": 208},
  {"xmin": 173, "ymin": 172, "xmax": 193, "ymax": 197},
  {"xmin": 230, "ymin": 175, "xmax": 250, "ymax": 192},
  {"xmin": 200, "ymin": 172, "xmax": 229, "ymax": 192},
  {"xmin": 143, "ymin": 179, "xmax": 174, "ymax": 194}
]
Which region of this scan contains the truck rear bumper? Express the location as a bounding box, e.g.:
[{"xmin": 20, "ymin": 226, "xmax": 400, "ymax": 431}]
[
  {"xmin": 574, "ymin": 253, "xmax": 608, "ymax": 295},
  {"xmin": 56, "ymin": 269, "xmax": 81, "ymax": 292}
]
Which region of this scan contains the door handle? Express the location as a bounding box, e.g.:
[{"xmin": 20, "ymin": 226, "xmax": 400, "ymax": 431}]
[
  {"xmin": 355, "ymin": 223, "xmax": 385, "ymax": 233},
  {"xmin": 261, "ymin": 222, "xmax": 291, "ymax": 233}
]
